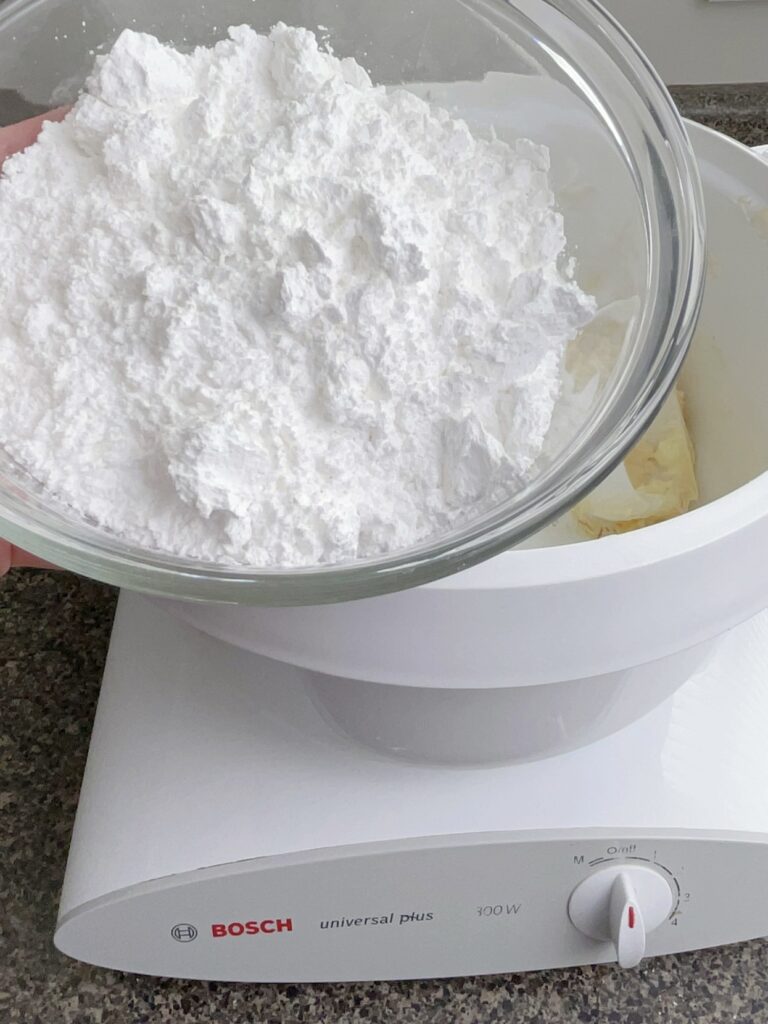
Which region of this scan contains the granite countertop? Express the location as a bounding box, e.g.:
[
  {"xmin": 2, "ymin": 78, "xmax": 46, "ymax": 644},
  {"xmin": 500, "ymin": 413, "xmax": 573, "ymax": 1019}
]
[{"xmin": 2, "ymin": 90, "xmax": 768, "ymax": 1024}]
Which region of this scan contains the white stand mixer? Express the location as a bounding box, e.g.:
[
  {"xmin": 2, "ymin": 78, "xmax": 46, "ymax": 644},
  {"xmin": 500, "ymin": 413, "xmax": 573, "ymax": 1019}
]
[{"xmin": 54, "ymin": 124, "xmax": 768, "ymax": 980}]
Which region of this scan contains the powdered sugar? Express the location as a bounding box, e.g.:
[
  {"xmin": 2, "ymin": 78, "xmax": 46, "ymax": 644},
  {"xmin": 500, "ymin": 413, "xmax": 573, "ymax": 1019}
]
[{"xmin": 0, "ymin": 24, "xmax": 595, "ymax": 567}]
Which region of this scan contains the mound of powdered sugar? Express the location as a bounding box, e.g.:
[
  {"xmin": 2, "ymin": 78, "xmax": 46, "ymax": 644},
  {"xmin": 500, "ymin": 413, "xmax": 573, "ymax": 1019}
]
[{"xmin": 0, "ymin": 24, "xmax": 595, "ymax": 567}]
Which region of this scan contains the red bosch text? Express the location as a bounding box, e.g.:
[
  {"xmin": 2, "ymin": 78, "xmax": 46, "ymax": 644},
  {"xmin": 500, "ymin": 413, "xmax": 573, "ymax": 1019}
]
[{"xmin": 211, "ymin": 918, "xmax": 293, "ymax": 938}]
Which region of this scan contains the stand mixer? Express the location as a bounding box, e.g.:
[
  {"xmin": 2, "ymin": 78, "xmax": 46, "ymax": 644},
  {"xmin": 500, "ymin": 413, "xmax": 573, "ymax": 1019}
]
[
  {"xmin": 0, "ymin": 0, "xmax": 766, "ymax": 983},
  {"xmin": 54, "ymin": 123, "xmax": 768, "ymax": 979}
]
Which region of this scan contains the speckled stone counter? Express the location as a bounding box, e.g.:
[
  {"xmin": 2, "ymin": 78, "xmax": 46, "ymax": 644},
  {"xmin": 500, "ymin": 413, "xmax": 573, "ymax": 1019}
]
[
  {"xmin": 2, "ymin": 94, "xmax": 768, "ymax": 1024},
  {"xmin": 671, "ymin": 83, "xmax": 768, "ymax": 148}
]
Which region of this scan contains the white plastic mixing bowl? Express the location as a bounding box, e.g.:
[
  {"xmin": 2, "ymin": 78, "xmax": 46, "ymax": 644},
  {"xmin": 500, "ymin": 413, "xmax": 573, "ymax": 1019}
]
[{"xmin": 165, "ymin": 123, "xmax": 768, "ymax": 764}]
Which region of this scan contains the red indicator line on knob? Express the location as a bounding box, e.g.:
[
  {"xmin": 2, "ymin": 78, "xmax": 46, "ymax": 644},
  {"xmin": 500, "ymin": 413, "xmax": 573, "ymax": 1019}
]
[{"xmin": 628, "ymin": 906, "xmax": 636, "ymax": 929}]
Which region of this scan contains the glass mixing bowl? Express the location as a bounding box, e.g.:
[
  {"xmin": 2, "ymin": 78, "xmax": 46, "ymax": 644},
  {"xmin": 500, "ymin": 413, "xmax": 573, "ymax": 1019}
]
[{"xmin": 0, "ymin": 0, "xmax": 704, "ymax": 604}]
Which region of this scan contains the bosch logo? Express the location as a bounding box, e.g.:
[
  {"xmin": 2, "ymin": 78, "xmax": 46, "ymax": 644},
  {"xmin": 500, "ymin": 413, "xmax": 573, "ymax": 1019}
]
[
  {"xmin": 171, "ymin": 923, "xmax": 198, "ymax": 943},
  {"xmin": 211, "ymin": 918, "xmax": 293, "ymax": 938}
]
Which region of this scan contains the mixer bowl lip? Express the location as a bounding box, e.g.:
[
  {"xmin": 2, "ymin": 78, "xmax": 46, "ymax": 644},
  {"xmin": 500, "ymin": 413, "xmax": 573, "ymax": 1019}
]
[{"xmin": 425, "ymin": 469, "xmax": 768, "ymax": 591}]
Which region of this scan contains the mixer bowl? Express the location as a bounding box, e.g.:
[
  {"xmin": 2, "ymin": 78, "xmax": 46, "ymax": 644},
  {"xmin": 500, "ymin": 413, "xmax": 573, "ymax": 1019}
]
[
  {"xmin": 0, "ymin": 0, "xmax": 704, "ymax": 604},
  {"xmin": 167, "ymin": 124, "xmax": 768, "ymax": 763}
]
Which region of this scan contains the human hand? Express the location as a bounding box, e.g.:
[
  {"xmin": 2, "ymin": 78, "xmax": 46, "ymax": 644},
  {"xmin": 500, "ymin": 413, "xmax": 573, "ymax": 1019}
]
[
  {"xmin": 0, "ymin": 110, "xmax": 68, "ymax": 574},
  {"xmin": 0, "ymin": 544, "xmax": 54, "ymax": 573},
  {"xmin": 0, "ymin": 107, "xmax": 68, "ymax": 167}
]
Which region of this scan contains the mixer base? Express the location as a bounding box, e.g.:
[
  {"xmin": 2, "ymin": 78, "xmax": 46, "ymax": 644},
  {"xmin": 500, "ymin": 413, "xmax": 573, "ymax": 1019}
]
[{"xmin": 53, "ymin": 594, "xmax": 768, "ymax": 980}]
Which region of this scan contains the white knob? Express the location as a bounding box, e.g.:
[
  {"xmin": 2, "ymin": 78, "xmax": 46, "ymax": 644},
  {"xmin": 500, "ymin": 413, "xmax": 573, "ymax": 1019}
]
[
  {"xmin": 568, "ymin": 865, "xmax": 673, "ymax": 968},
  {"xmin": 608, "ymin": 872, "xmax": 645, "ymax": 968}
]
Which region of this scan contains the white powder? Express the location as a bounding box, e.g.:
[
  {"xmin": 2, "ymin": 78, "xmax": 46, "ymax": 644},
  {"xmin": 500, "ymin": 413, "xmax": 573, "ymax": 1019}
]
[{"xmin": 0, "ymin": 24, "xmax": 595, "ymax": 567}]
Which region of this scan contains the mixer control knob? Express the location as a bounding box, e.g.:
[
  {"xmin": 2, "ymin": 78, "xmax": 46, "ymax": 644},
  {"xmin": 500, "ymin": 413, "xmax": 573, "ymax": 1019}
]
[{"xmin": 568, "ymin": 865, "xmax": 673, "ymax": 968}]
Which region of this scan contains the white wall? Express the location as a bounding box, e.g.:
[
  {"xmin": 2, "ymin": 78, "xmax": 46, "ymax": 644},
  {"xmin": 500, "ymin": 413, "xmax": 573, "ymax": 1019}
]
[{"xmin": 602, "ymin": 0, "xmax": 768, "ymax": 84}]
